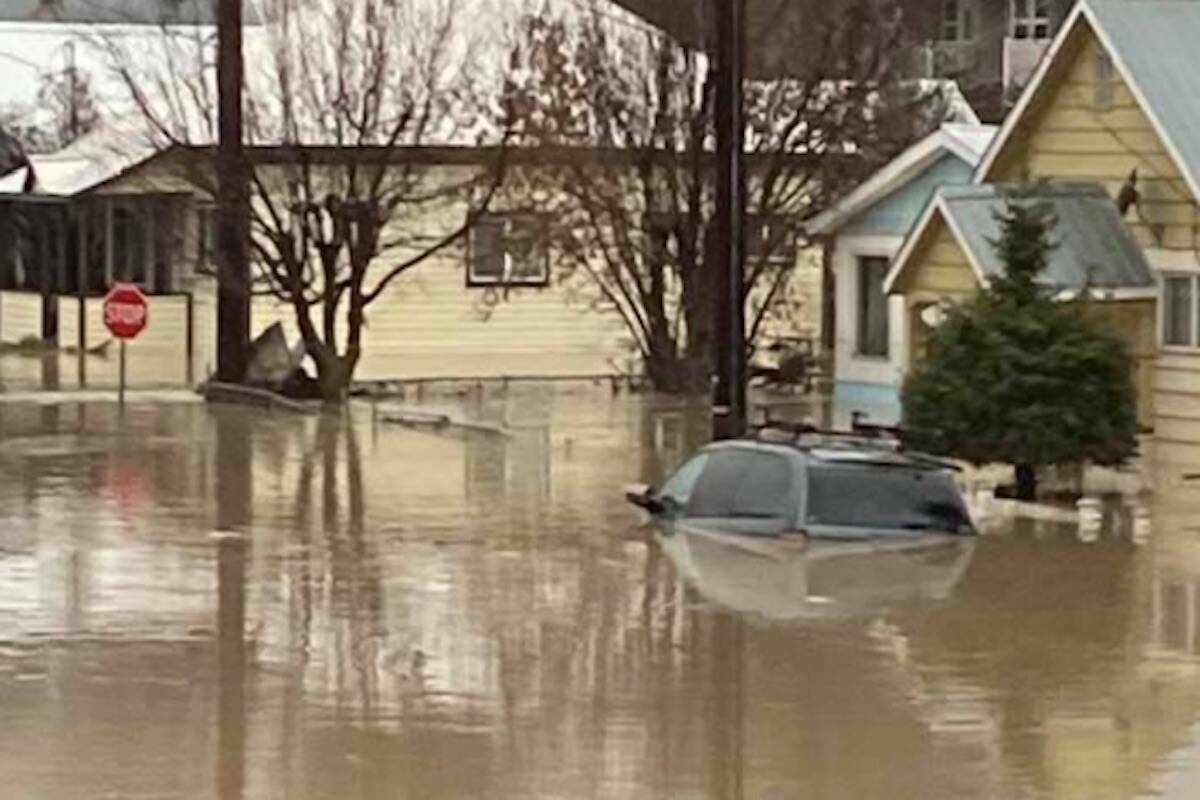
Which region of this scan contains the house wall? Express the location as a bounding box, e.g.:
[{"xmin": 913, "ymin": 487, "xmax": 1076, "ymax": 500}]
[
  {"xmin": 832, "ymin": 234, "xmax": 906, "ymax": 425},
  {"xmin": 832, "ymin": 153, "xmax": 976, "ymax": 423},
  {"xmin": 100, "ymin": 155, "xmax": 824, "ymax": 386},
  {"xmin": 984, "ymin": 20, "xmax": 1200, "ymax": 443},
  {"xmin": 0, "ymin": 290, "xmax": 42, "ymax": 344},
  {"xmin": 842, "ymin": 155, "xmax": 974, "ymax": 238},
  {"xmin": 987, "ymin": 25, "xmax": 1197, "ymax": 255},
  {"xmin": 894, "ymin": 216, "xmax": 1157, "ymax": 428}
]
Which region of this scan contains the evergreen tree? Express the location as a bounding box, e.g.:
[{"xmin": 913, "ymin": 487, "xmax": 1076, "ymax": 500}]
[{"xmin": 902, "ymin": 192, "xmax": 1139, "ymax": 501}]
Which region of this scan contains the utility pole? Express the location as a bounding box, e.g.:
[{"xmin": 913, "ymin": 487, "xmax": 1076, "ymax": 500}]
[
  {"xmin": 216, "ymin": 0, "xmax": 250, "ymax": 384},
  {"xmin": 712, "ymin": 0, "xmax": 748, "ymax": 440}
]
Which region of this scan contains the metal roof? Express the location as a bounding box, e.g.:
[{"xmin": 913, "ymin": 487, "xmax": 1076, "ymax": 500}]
[
  {"xmin": 1086, "ymin": 1, "xmax": 1200, "ymax": 199},
  {"xmin": 938, "ymin": 183, "xmax": 1155, "ymax": 291}
]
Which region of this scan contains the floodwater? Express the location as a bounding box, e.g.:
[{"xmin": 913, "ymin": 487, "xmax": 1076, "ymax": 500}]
[{"xmin": 3, "ymin": 389, "xmax": 1200, "ymax": 799}]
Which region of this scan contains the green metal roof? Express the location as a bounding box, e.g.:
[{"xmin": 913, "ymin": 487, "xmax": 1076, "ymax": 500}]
[{"xmin": 938, "ymin": 183, "xmax": 1155, "ymax": 291}]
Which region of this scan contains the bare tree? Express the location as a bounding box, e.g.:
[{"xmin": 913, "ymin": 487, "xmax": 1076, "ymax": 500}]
[
  {"xmin": 0, "ymin": 62, "xmax": 99, "ymax": 156},
  {"xmin": 98, "ymin": 0, "xmax": 510, "ymax": 401},
  {"xmin": 504, "ymin": 0, "xmax": 950, "ymax": 393}
]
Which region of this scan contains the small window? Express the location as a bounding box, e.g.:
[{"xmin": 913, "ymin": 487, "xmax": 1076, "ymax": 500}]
[
  {"xmin": 1163, "ymin": 274, "xmax": 1196, "ymax": 347},
  {"xmin": 196, "ymin": 205, "xmax": 216, "ymax": 269},
  {"xmin": 857, "ymin": 255, "xmax": 891, "ymax": 358},
  {"xmin": 1094, "ymin": 51, "xmax": 1115, "ymax": 111},
  {"xmin": 468, "ymin": 213, "xmax": 549, "ymax": 287},
  {"xmin": 941, "ymin": 0, "xmax": 976, "ymax": 42},
  {"xmin": 746, "ymin": 216, "xmax": 796, "ymax": 264},
  {"xmin": 1011, "ymin": 0, "xmax": 1051, "ymax": 40},
  {"xmin": 112, "ymin": 203, "xmax": 147, "ymax": 285}
]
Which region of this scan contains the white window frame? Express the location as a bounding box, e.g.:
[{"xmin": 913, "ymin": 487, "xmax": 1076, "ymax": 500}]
[
  {"xmin": 941, "ymin": 0, "xmax": 977, "ymax": 43},
  {"xmin": 856, "ymin": 254, "xmax": 892, "ymax": 359},
  {"xmin": 467, "ymin": 213, "xmax": 550, "ymax": 288},
  {"xmin": 1161, "ymin": 272, "xmax": 1200, "ymax": 350},
  {"xmin": 1010, "ymin": 0, "xmax": 1052, "ymax": 40}
]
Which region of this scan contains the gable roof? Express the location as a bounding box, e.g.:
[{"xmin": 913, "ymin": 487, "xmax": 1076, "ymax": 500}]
[
  {"xmin": 884, "ymin": 183, "xmax": 1157, "ymax": 296},
  {"xmin": 976, "ymin": 0, "xmax": 1200, "ymax": 202},
  {"xmin": 807, "ymin": 123, "xmax": 996, "ymax": 236}
]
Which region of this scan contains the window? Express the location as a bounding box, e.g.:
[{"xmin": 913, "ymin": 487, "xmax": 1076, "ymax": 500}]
[
  {"xmin": 745, "ymin": 216, "xmax": 797, "ymax": 264},
  {"xmin": 941, "ymin": 0, "xmax": 976, "ymax": 42},
  {"xmin": 857, "ymin": 255, "xmax": 890, "ymax": 358},
  {"xmin": 112, "ymin": 203, "xmax": 147, "ymax": 285},
  {"xmin": 1163, "ymin": 274, "xmax": 1197, "ymax": 347},
  {"xmin": 1011, "ymin": 0, "xmax": 1051, "ymax": 40},
  {"xmin": 687, "ymin": 449, "xmax": 794, "ymax": 520},
  {"xmin": 806, "ymin": 465, "xmax": 974, "ymax": 535},
  {"xmin": 1094, "ymin": 51, "xmax": 1115, "ymax": 111},
  {"xmin": 468, "ymin": 213, "xmax": 549, "ymax": 287},
  {"xmin": 197, "ymin": 205, "xmax": 216, "ymax": 269},
  {"xmin": 660, "ymin": 453, "xmax": 710, "ymax": 509}
]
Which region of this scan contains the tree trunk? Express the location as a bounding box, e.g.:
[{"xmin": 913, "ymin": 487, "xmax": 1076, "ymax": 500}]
[
  {"xmin": 645, "ymin": 352, "xmax": 710, "ymax": 395},
  {"xmin": 308, "ymin": 344, "xmax": 359, "ymax": 404},
  {"xmin": 1014, "ymin": 463, "xmax": 1038, "ymax": 502}
]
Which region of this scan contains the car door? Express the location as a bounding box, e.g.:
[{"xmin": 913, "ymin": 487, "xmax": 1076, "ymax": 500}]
[{"xmin": 682, "ymin": 448, "xmax": 797, "ymax": 537}]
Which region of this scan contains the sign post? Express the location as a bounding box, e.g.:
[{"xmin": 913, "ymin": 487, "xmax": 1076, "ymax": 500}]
[{"xmin": 103, "ymin": 283, "xmax": 149, "ymax": 406}]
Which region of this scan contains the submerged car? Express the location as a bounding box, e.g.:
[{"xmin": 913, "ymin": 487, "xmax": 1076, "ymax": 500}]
[{"xmin": 626, "ymin": 429, "xmax": 976, "ymax": 540}]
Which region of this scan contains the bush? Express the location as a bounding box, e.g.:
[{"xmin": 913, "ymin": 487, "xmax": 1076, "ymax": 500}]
[{"xmin": 901, "ymin": 191, "xmax": 1139, "ymax": 500}]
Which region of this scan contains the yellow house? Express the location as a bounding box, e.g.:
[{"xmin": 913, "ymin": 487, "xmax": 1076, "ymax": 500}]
[{"xmin": 886, "ymin": 0, "xmax": 1200, "ymax": 442}]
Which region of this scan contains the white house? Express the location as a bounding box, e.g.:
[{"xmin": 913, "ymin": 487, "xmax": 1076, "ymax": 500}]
[{"xmin": 807, "ymin": 122, "xmax": 996, "ymax": 425}]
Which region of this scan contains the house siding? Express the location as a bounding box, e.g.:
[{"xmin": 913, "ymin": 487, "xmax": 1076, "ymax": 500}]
[
  {"xmin": 0, "ymin": 290, "xmax": 42, "ymax": 344},
  {"xmin": 986, "ymin": 20, "xmax": 1200, "ymax": 442},
  {"xmin": 843, "ymin": 155, "xmax": 974, "ymax": 238},
  {"xmin": 987, "ymin": 26, "xmax": 1198, "ymax": 255},
  {"xmin": 895, "ymin": 214, "xmax": 1156, "ymax": 428}
]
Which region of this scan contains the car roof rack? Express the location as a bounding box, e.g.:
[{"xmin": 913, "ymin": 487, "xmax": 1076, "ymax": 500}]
[{"xmin": 751, "ymin": 413, "xmax": 962, "ymax": 472}]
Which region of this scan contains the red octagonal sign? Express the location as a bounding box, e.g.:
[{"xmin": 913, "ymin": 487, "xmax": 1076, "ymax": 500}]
[{"xmin": 103, "ymin": 283, "xmax": 149, "ymax": 340}]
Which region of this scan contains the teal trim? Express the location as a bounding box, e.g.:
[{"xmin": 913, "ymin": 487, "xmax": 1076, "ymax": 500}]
[
  {"xmin": 842, "ymin": 155, "xmax": 974, "ymax": 238},
  {"xmin": 833, "ymin": 381, "xmax": 902, "ymax": 427}
]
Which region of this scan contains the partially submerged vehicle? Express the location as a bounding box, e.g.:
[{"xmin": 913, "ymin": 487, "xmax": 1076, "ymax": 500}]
[{"xmin": 626, "ymin": 426, "xmax": 976, "ymax": 541}]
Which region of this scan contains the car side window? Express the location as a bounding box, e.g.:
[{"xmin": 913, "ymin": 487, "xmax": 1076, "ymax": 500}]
[
  {"xmin": 687, "ymin": 449, "xmax": 794, "ymax": 520},
  {"xmin": 659, "ymin": 453, "xmax": 710, "ymax": 509}
]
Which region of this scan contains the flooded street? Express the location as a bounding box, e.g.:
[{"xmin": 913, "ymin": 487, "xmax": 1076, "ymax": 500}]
[{"xmin": 3, "ymin": 389, "xmax": 1200, "ymax": 799}]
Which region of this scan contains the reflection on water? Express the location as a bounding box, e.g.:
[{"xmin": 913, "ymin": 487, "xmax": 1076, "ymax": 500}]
[{"xmin": 1, "ymin": 390, "xmax": 1200, "ymax": 798}]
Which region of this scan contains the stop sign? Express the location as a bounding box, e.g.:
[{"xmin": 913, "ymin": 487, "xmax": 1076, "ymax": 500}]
[{"xmin": 103, "ymin": 283, "xmax": 149, "ymax": 340}]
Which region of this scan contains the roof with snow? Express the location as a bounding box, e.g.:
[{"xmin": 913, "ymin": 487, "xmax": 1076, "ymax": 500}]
[
  {"xmin": 0, "ymin": 0, "xmax": 979, "ymax": 198},
  {"xmin": 0, "ymin": 0, "xmax": 261, "ymax": 25}
]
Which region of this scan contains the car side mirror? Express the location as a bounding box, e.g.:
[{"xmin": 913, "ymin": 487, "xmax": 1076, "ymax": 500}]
[{"xmin": 625, "ymin": 483, "xmax": 666, "ymax": 515}]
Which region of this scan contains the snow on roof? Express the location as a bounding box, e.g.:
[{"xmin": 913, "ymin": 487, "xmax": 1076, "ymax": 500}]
[{"xmin": 0, "ymin": 0, "xmax": 980, "ymax": 198}]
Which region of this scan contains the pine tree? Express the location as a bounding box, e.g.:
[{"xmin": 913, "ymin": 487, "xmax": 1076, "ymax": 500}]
[{"xmin": 902, "ymin": 191, "xmax": 1139, "ymax": 501}]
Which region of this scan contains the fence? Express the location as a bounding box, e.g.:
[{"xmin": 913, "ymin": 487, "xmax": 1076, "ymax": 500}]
[{"xmin": 0, "ymin": 291, "xmax": 214, "ymax": 392}]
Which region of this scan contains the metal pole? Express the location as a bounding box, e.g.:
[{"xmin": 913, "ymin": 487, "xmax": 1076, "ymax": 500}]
[
  {"xmin": 216, "ymin": 0, "xmax": 250, "ymax": 384},
  {"xmin": 118, "ymin": 339, "xmax": 126, "ymax": 407},
  {"xmin": 712, "ymin": 0, "xmax": 748, "ymax": 441}
]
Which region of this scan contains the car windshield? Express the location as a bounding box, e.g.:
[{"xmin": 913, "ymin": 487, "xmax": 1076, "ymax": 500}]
[{"xmin": 806, "ymin": 464, "xmax": 972, "ymax": 534}]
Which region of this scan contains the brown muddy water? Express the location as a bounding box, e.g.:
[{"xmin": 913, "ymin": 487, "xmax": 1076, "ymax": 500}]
[{"xmin": 3, "ymin": 389, "xmax": 1200, "ymax": 800}]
